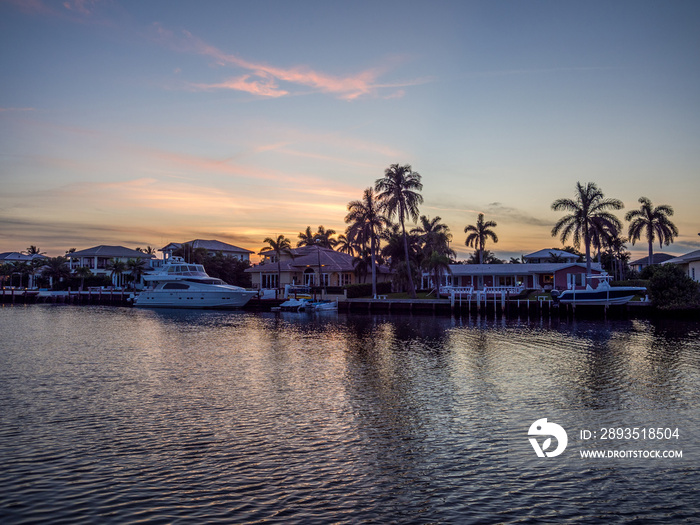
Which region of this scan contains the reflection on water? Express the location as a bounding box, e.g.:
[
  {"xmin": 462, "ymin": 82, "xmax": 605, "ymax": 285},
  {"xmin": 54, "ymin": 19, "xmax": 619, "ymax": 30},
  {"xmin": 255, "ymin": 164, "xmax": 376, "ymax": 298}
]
[{"xmin": 1, "ymin": 305, "xmax": 699, "ymax": 523}]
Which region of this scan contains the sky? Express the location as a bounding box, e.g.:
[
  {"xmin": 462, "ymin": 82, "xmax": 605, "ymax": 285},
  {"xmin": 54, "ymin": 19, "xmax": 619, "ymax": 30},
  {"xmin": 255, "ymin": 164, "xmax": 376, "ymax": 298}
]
[{"xmin": 1, "ymin": 0, "xmax": 699, "ymax": 262}]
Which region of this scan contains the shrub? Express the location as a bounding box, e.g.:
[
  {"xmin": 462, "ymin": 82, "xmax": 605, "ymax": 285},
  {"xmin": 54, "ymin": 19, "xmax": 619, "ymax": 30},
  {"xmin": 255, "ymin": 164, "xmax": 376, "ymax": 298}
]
[
  {"xmin": 344, "ymin": 282, "xmax": 392, "ymax": 298},
  {"xmin": 645, "ymin": 265, "xmax": 700, "ymax": 310}
]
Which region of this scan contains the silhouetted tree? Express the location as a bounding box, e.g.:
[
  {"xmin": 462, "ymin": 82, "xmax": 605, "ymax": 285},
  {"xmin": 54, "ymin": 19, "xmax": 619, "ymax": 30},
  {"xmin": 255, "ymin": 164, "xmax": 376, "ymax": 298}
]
[{"xmin": 551, "ymin": 182, "xmax": 623, "ymax": 277}]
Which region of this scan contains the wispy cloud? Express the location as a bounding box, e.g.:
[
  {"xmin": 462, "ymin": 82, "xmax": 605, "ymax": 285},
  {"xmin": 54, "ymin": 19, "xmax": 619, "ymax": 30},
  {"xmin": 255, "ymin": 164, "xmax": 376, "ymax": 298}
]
[
  {"xmin": 153, "ymin": 23, "xmax": 426, "ymax": 100},
  {"xmin": 486, "ymin": 202, "xmax": 552, "ymax": 227}
]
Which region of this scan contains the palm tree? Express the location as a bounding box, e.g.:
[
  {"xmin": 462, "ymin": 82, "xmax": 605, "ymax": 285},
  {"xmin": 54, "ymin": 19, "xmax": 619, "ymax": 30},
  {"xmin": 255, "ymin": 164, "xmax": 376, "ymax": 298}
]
[
  {"xmin": 425, "ymin": 251, "xmax": 452, "ymax": 294},
  {"xmin": 41, "ymin": 257, "xmax": 70, "ymax": 290},
  {"xmin": 346, "ymin": 188, "xmax": 390, "ymax": 297},
  {"xmin": 413, "ymin": 215, "xmax": 455, "ymax": 259},
  {"xmin": 297, "ymin": 226, "xmax": 315, "ymax": 247},
  {"xmin": 74, "ymin": 266, "xmax": 92, "ymax": 290},
  {"xmin": 464, "ymin": 213, "xmax": 498, "ymax": 265},
  {"xmin": 126, "ymin": 258, "xmax": 148, "ymax": 290},
  {"xmin": 335, "ymin": 233, "xmax": 355, "ymax": 256},
  {"xmin": 261, "ymin": 235, "xmax": 293, "ymax": 295},
  {"xmin": 11, "ymin": 261, "xmax": 31, "ymax": 288},
  {"xmin": 375, "ymin": 163, "xmax": 423, "ymax": 298},
  {"xmin": 25, "ymin": 245, "xmax": 45, "ymax": 256},
  {"xmin": 106, "ymin": 259, "xmax": 127, "ymax": 288},
  {"xmin": 551, "ymin": 182, "xmax": 623, "ymax": 277},
  {"xmin": 466, "ymin": 249, "xmax": 503, "ymax": 265},
  {"xmin": 315, "ymin": 225, "xmax": 337, "ymax": 248},
  {"xmin": 625, "ymin": 197, "xmax": 678, "ymax": 267}
]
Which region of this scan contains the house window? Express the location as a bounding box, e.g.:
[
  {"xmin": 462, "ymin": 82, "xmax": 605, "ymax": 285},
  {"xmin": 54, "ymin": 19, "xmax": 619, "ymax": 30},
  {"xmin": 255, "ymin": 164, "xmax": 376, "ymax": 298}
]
[
  {"xmin": 567, "ymin": 273, "xmax": 586, "ymax": 288},
  {"xmin": 341, "ymin": 273, "xmax": 352, "ymax": 286},
  {"xmin": 304, "ymin": 268, "xmax": 315, "ymax": 286},
  {"xmin": 262, "ymin": 274, "xmax": 278, "ymax": 289}
]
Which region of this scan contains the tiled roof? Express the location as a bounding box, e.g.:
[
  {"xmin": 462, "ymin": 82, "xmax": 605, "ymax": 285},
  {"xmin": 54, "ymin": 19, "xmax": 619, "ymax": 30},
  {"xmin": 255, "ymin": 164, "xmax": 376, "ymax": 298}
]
[
  {"xmin": 161, "ymin": 239, "xmax": 253, "ymax": 254},
  {"xmin": 630, "ymin": 253, "xmax": 676, "ymax": 265},
  {"xmin": 0, "ymin": 252, "xmax": 48, "ymax": 262},
  {"xmin": 68, "ymin": 246, "xmax": 153, "ymax": 258},
  {"xmin": 664, "ymin": 250, "xmax": 700, "ymax": 264}
]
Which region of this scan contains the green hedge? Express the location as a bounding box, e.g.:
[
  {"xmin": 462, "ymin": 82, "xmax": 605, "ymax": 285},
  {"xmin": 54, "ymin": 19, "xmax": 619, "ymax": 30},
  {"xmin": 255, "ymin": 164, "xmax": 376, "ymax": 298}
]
[{"xmin": 344, "ymin": 282, "xmax": 392, "ymax": 298}]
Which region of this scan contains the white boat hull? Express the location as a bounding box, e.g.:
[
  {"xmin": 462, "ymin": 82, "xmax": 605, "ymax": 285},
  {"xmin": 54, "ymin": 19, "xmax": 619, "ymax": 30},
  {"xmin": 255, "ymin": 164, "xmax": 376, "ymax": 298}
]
[{"xmin": 556, "ymin": 286, "xmax": 646, "ymax": 306}]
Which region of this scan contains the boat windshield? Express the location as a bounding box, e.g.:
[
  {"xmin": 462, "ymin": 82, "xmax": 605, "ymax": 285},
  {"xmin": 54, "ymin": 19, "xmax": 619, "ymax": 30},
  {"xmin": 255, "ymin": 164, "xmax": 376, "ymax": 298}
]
[
  {"xmin": 166, "ymin": 264, "xmax": 208, "ymax": 276},
  {"xmin": 186, "ymin": 278, "xmax": 228, "ymax": 286}
]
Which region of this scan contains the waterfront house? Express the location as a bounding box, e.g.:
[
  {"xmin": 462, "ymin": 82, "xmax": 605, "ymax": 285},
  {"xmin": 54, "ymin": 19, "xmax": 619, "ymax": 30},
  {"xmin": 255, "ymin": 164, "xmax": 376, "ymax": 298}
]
[
  {"xmin": 663, "ymin": 250, "xmax": 700, "ymax": 283},
  {"xmin": 246, "ymin": 245, "xmax": 391, "ymax": 291},
  {"xmin": 425, "ymin": 262, "xmax": 604, "ymax": 294},
  {"xmin": 66, "ymin": 245, "xmax": 154, "ymax": 286},
  {"xmin": 629, "ymin": 253, "xmax": 676, "ymax": 273},
  {"xmin": 0, "ymin": 252, "xmax": 48, "ymax": 288},
  {"xmin": 160, "ymin": 239, "xmax": 253, "ymax": 262}
]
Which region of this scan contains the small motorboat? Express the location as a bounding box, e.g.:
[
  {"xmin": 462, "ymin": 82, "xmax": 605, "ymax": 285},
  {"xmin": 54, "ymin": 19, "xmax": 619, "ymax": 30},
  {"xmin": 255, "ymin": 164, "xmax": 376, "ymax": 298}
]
[{"xmin": 552, "ymin": 275, "xmax": 646, "ymax": 306}]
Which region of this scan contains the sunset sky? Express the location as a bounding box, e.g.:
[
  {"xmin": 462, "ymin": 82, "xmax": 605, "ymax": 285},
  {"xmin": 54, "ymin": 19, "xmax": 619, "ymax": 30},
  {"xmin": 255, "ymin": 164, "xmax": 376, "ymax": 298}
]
[{"xmin": 2, "ymin": 0, "xmax": 699, "ymax": 261}]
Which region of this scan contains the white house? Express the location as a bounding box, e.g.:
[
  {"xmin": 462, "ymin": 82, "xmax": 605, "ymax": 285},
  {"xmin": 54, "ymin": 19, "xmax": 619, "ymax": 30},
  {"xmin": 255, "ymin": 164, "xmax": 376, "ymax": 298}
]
[
  {"xmin": 66, "ymin": 245, "xmax": 154, "ymax": 286},
  {"xmin": 425, "ymin": 262, "xmax": 604, "ymax": 293},
  {"xmin": 663, "ymin": 250, "xmax": 700, "ymax": 283},
  {"xmin": 0, "ymin": 252, "xmax": 48, "ymax": 288}
]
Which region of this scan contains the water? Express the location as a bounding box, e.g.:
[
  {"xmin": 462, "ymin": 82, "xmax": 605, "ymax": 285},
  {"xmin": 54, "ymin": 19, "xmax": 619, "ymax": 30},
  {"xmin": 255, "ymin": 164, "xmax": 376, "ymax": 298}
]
[{"xmin": 1, "ymin": 305, "xmax": 699, "ymax": 523}]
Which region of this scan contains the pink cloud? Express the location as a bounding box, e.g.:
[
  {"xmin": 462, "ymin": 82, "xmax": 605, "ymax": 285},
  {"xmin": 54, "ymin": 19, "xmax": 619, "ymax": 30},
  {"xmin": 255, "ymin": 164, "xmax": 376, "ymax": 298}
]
[{"xmin": 152, "ymin": 23, "xmax": 419, "ymax": 100}]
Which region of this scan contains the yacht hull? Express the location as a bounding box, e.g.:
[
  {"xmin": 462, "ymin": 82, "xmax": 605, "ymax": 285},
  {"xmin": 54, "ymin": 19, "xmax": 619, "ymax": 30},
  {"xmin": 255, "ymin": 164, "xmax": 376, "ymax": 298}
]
[{"xmin": 134, "ymin": 290, "xmax": 257, "ymax": 309}]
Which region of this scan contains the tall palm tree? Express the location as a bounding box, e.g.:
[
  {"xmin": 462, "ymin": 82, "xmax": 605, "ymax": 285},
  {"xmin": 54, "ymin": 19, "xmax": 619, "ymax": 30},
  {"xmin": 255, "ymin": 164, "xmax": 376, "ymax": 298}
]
[
  {"xmin": 625, "ymin": 197, "xmax": 678, "ymax": 266},
  {"xmin": 346, "ymin": 188, "xmax": 390, "ymax": 297},
  {"xmin": 464, "ymin": 213, "xmax": 498, "ymax": 265},
  {"xmin": 106, "ymin": 259, "xmax": 127, "ymax": 288},
  {"xmin": 261, "ymin": 235, "xmax": 293, "ymax": 294},
  {"xmin": 551, "ymin": 182, "xmax": 623, "ymax": 277},
  {"xmin": 375, "ymin": 163, "xmax": 423, "ymax": 298}
]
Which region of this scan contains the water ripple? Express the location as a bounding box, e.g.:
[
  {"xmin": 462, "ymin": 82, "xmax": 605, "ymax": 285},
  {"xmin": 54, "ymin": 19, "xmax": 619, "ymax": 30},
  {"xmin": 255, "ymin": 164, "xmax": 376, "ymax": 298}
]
[{"xmin": 1, "ymin": 306, "xmax": 699, "ymax": 523}]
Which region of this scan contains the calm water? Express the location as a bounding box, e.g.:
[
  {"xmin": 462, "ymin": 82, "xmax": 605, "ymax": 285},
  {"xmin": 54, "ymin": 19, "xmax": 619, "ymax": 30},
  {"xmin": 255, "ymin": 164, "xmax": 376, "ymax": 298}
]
[{"xmin": 1, "ymin": 305, "xmax": 699, "ymax": 523}]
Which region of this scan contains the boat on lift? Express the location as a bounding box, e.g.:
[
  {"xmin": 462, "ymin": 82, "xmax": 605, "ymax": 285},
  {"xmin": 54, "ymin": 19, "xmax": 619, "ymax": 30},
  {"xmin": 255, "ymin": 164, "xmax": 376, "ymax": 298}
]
[
  {"xmin": 551, "ymin": 275, "xmax": 646, "ymax": 306},
  {"xmin": 133, "ymin": 257, "xmax": 257, "ymax": 309}
]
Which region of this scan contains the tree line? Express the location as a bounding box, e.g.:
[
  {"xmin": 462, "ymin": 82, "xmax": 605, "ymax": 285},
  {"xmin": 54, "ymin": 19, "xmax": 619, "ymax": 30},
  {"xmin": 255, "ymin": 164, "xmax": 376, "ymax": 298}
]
[{"xmin": 260, "ymin": 165, "xmax": 684, "ymax": 299}]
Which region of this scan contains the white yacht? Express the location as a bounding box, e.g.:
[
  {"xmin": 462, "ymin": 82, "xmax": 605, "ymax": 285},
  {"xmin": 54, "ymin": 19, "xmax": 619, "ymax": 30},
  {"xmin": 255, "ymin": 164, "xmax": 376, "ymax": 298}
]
[{"xmin": 133, "ymin": 257, "xmax": 257, "ymax": 309}]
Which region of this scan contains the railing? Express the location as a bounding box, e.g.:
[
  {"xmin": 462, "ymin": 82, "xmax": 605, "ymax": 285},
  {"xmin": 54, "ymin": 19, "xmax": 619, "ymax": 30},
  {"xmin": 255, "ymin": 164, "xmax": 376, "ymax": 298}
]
[
  {"xmin": 441, "ymin": 286, "xmax": 474, "ymax": 297},
  {"xmin": 482, "ymin": 285, "xmax": 525, "ymax": 295}
]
